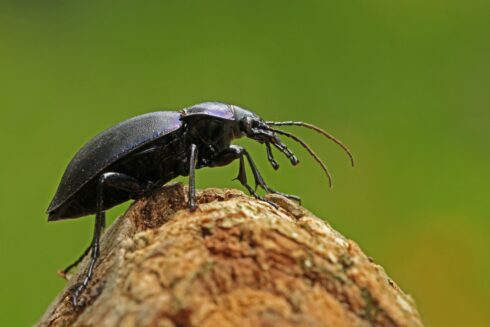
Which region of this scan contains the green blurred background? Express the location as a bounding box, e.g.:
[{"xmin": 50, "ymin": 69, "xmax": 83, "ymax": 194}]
[{"xmin": 1, "ymin": 1, "xmax": 489, "ymax": 326}]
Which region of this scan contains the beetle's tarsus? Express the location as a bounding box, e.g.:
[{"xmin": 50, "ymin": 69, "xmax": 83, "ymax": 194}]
[
  {"xmin": 61, "ymin": 212, "xmax": 107, "ymax": 278},
  {"xmin": 258, "ymin": 195, "xmax": 279, "ymax": 209},
  {"xmin": 69, "ymin": 172, "xmax": 146, "ymax": 306},
  {"xmin": 241, "ymin": 183, "xmax": 278, "ymax": 209},
  {"xmin": 269, "ymin": 191, "xmax": 302, "ymax": 204},
  {"xmin": 70, "ymin": 235, "xmax": 100, "ymax": 307},
  {"xmin": 188, "ymin": 202, "xmax": 197, "ymax": 212},
  {"xmin": 255, "ymin": 194, "xmax": 279, "ymax": 209},
  {"xmin": 71, "ymin": 285, "xmax": 83, "ymax": 307},
  {"xmin": 60, "ymin": 243, "xmax": 93, "ymax": 279},
  {"xmin": 71, "ymin": 230, "xmax": 100, "ymax": 307}
]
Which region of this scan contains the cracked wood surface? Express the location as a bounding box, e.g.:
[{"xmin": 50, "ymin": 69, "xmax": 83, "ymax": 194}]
[{"xmin": 37, "ymin": 184, "xmax": 423, "ymax": 327}]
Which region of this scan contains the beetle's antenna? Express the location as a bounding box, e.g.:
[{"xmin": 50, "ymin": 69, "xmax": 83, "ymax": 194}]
[
  {"xmin": 266, "ymin": 121, "xmax": 354, "ymax": 167},
  {"xmin": 271, "ymin": 128, "xmax": 333, "ymax": 188}
]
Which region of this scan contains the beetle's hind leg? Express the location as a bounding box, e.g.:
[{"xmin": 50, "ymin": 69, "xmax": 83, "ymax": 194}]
[
  {"xmin": 71, "ymin": 172, "xmax": 147, "ymax": 307},
  {"xmin": 60, "ymin": 215, "xmax": 108, "ymax": 279},
  {"xmin": 59, "ymin": 244, "xmax": 92, "ymax": 279}
]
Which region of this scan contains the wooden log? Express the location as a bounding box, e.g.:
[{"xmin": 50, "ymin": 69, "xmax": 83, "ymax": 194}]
[{"xmin": 37, "ymin": 184, "xmax": 423, "ymax": 327}]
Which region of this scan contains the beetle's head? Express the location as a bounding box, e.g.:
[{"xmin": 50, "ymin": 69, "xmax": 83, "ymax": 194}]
[
  {"xmin": 231, "ymin": 106, "xmax": 298, "ymax": 169},
  {"xmin": 183, "ymin": 102, "xmax": 354, "ymax": 186},
  {"xmin": 233, "ymin": 104, "xmax": 355, "ymax": 187},
  {"xmin": 235, "ymin": 108, "xmax": 272, "ymax": 141}
]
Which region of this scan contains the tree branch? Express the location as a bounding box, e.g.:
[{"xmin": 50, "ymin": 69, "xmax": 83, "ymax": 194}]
[{"xmin": 37, "ymin": 184, "xmax": 423, "ymax": 327}]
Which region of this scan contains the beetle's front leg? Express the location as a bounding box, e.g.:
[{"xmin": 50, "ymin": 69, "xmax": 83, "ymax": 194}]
[
  {"xmin": 210, "ymin": 145, "xmax": 299, "ymax": 206},
  {"xmin": 241, "ymin": 149, "xmax": 301, "ymax": 204},
  {"xmin": 207, "ymin": 145, "xmax": 267, "ymax": 203}
]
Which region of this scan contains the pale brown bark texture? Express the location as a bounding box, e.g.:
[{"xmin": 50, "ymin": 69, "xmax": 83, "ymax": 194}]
[{"xmin": 37, "ymin": 184, "xmax": 423, "ymax": 327}]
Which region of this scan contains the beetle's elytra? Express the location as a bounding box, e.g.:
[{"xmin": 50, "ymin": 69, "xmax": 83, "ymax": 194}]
[{"xmin": 48, "ymin": 101, "xmax": 354, "ymax": 306}]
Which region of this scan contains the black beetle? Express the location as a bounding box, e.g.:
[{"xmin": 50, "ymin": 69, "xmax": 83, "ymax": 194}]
[{"xmin": 47, "ymin": 101, "xmax": 354, "ymax": 306}]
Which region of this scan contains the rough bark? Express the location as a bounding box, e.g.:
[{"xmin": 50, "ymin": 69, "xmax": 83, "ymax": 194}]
[{"xmin": 37, "ymin": 184, "xmax": 423, "ymax": 327}]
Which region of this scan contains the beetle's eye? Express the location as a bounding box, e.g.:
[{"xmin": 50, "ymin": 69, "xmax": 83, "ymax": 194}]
[{"xmin": 243, "ymin": 117, "xmax": 254, "ymax": 130}]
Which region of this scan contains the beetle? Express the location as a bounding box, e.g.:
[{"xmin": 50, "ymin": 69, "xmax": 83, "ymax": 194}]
[{"xmin": 47, "ymin": 101, "xmax": 354, "ymax": 306}]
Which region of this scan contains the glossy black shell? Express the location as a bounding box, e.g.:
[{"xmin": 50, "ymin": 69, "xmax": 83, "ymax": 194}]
[
  {"xmin": 181, "ymin": 102, "xmax": 235, "ymax": 120},
  {"xmin": 47, "ymin": 111, "xmax": 182, "ymax": 219}
]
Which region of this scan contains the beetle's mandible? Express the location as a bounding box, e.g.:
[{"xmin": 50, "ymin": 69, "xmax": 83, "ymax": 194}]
[{"xmin": 47, "ymin": 101, "xmax": 354, "ymax": 306}]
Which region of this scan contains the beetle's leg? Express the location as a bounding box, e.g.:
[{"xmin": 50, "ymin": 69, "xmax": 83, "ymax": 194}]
[
  {"xmin": 214, "ymin": 144, "xmax": 299, "ymax": 202},
  {"xmin": 72, "ymin": 200, "xmax": 104, "ymax": 306},
  {"xmin": 207, "ymin": 145, "xmax": 271, "ymax": 205},
  {"xmin": 60, "ymin": 244, "xmax": 93, "ymax": 279},
  {"xmin": 61, "ymin": 212, "xmax": 109, "ymax": 278},
  {"xmin": 234, "ymin": 151, "xmax": 279, "ymax": 208},
  {"xmin": 72, "ymin": 172, "xmax": 147, "ymax": 307},
  {"xmin": 209, "ymin": 145, "xmax": 296, "ymax": 207},
  {"xmin": 240, "ymin": 148, "xmax": 301, "ymax": 204},
  {"xmin": 188, "ymin": 144, "xmax": 198, "ymax": 211}
]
